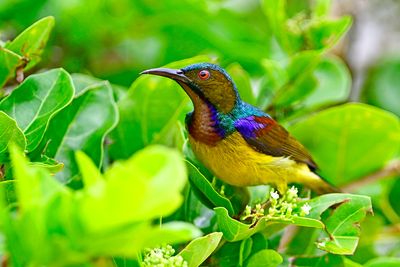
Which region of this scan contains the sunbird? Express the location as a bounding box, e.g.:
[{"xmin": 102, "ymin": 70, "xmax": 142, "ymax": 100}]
[{"xmin": 141, "ymin": 63, "xmax": 338, "ymax": 194}]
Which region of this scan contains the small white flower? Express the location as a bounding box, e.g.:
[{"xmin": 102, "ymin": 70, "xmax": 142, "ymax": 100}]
[
  {"xmin": 288, "ymin": 186, "xmax": 298, "ymax": 196},
  {"xmin": 270, "ymin": 190, "xmax": 279, "ymax": 200},
  {"xmin": 301, "ymin": 203, "xmax": 312, "ymax": 215}
]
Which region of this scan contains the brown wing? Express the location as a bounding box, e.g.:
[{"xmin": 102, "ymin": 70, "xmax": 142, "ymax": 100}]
[{"xmin": 235, "ymin": 115, "xmax": 318, "ymax": 171}]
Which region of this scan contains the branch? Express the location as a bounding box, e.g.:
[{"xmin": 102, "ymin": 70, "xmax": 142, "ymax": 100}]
[{"xmin": 342, "ymin": 159, "xmax": 400, "ymax": 192}]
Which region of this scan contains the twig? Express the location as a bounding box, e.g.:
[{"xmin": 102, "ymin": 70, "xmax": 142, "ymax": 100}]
[
  {"xmin": 342, "ymin": 159, "xmax": 400, "ymax": 192},
  {"xmin": 0, "ymin": 165, "xmax": 4, "ymax": 181},
  {"xmin": 278, "ymin": 225, "xmax": 298, "ymax": 253}
]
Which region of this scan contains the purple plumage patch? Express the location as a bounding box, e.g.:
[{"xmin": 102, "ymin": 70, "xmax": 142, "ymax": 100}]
[
  {"xmin": 208, "ymin": 102, "xmax": 226, "ymax": 137},
  {"xmin": 234, "ymin": 116, "xmax": 268, "ymax": 138}
]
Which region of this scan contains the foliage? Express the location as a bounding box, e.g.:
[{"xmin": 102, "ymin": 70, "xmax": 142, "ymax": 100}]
[{"xmin": 0, "ymin": 0, "xmax": 399, "ymax": 266}]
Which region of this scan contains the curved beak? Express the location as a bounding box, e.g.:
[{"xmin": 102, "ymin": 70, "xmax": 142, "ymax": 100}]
[{"xmin": 140, "ymin": 67, "xmax": 191, "ymax": 84}]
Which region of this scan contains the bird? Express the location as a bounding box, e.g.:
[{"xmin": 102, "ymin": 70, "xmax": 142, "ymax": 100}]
[{"xmin": 141, "ymin": 63, "xmax": 338, "ymax": 194}]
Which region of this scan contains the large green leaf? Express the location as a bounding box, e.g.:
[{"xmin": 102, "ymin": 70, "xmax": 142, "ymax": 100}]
[
  {"xmin": 4, "ymin": 145, "xmax": 199, "ymax": 266},
  {"xmin": 71, "ymin": 73, "xmax": 128, "ymax": 101},
  {"xmin": 76, "ymin": 145, "xmax": 188, "ymax": 232},
  {"xmin": 212, "ymin": 240, "xmax": 243, "ymax": 267},
  {"xmin": 307, "ymin": 193, "xmax": 372, "ymax": 255},
  {"xmin": 272, "ymin": 51, "xmax": 320, "ymax": 108},
  {"xmin": 214, "ymin": 206, "xmax": 323, "ymax": 242},
  {"xmin": 289, "ymin": 103, "xmax": 400, "ymax": 185},
  {"xmin": 0, "ymin": 69, "xmax": 74, "ymax": 152},
  {"xmin": 292, "ymin": 254, "xmax": 345, "ymax": 267},
  {"xmin": 178, "ymin": 232, "xmax": 223, "ymax": 267},
  {"xmin": 0, "ymin": 111, "xmax": 26, "ymax": 160},
  {"xmin": 4, "ymin": 16, "xmax": 54, "ymax": 71},
  {"xmin": 302, "ymin": 55, "xmax": 351, "ymax": 109},
  {"xmin": 245, "ymin": 249, "xmax": 282, "ymax": 267},
  {"xmin": 362, "ymin": 58, "xmax": 400, "ymax": 117},
  {"xmin": 32, "ymin": 80, "xmax": 118, "ymax": 183},
  {"xmin": 109, "ymin": 55, "xmax": 212, "ymax": 160},
  {"xmin": 364, "ymin": 257, "xmax": 400, "ymax": 267}
]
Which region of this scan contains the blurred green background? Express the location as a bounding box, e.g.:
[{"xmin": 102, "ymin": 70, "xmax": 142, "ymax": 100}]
[
  {"xmin": 1, "ymin": 0, "xmax": 400, "ymax": 265},
  {"xmin": 1, "ymin": 0, "xmax": 274, "ymax": 86},
  {"xmin": 1, "ymin": 0, "xmax": 399, "ymax": 117}
]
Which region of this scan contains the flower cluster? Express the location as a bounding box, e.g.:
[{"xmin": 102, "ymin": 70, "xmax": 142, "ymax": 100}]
[
  {"xmin": 240, "ymin": 203, "xmax": 265, "ymax": 224},
  {"xmin": 241, "ymin": 186, "xmax": 312, "ymax": 224},
  {"xmin": 267, "ymin": 186, "xmax": 312, "ymax": 220},
  {"xmin": 143, "ymin": 245, "xmax": 188, "ymax": 267}
]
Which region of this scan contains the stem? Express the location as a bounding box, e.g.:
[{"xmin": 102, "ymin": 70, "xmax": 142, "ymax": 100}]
[{"xmin": 341, "ymin": 159, "xmax": 400, "ymax": 192}]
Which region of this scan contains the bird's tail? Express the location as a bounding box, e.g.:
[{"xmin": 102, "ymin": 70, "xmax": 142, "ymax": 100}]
[{"xmin": 299, "ymin": 169, "xmax": 341, "ymax": 194}]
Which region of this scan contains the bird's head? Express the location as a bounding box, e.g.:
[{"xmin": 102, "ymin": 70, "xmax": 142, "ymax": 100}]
[{"xmin": 141, "ymin": 63, "xmax": 240, "ymax": 113}]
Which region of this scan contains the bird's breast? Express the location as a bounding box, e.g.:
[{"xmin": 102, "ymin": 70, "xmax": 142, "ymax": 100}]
[
  {"xmin": 188, "ymin": 131, "xmax": 296, "ymax": 188},
  {"xmin": 186, "ymin": 103, "xmax": 225, "ymax": 146}
]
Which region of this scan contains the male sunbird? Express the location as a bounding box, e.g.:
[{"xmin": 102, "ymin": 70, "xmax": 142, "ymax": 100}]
[{"xmin": 141, "ymin": 63, "xmax": 337, "ymax": 194}]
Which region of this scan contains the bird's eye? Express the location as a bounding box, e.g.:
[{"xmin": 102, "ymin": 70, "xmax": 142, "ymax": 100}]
[{"xmin": 198, "ymin": 70, "xmax": 210, "ymax": 80}]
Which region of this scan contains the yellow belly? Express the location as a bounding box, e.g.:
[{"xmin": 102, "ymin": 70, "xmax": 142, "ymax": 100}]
[{"xmin": 189, "ymin": 132, "xmax": 320, "ymax": 193}]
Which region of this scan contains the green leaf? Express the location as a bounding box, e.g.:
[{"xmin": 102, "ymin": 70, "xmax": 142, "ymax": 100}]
[
  {"xmin": 5, "ymin": 16, "xmax": 54, "ymax": 71},
  {"xmin": 214, "ymin": 207, "xmax": 323, "ymax": 242},
  {"xmin": 292, "ymin": 254, "xmax": 345, "ymax": 267},
  {"xmin": 215, "ymin": 193, "xmax": 371, "ymax": 255},
  {"xmin": 75, "ymin": 151, "xmax": 102, "ymax": 187},
  {"xmin": 213, "ymin": 240, "xmax": 243, "ymax": 267},
  {"xmin": 109, "ymin": 55, "xmax": 212, "ymax": 160},
  {"xmin": 9, "ymin": 144, "xmax": 65, "ymax": 212},
  {"xmin": 302, "ymin": 55, "xmax": 351, "ymax": 109},
  {"xmin": 141, "ymin": 222, "xmax": 202, "ymax": 249},
  {"xmin": 307, "ymin": 193, "xmax": 372, "ymax": 255},
  {"xmin": 29, "ymin": 155, "xmax": 64, "ymax": 174},
  {"xmin": 4, "ymin": 145, "xmax": 198, "ymax": 265},
  {"xmin": 227, "ymin": 63, "xmax": 256, "ymax": 106},
  {"xmin": 0, "ymin": 111, "xmax": 26, "ymax": 160},
  {"xmin": 312, "ymin": 0, "xmax": 332, "ymax": 17},
  {"xmin": 71, "ymin": 73, "xmax": 128, "ymax": 101},
  {"xmin": 178, "ymin": 232, "xmax": 223, "ymax": 267},
  {"xmin": 343, "ymin": 258, "xmax": 363, "ymax": 267},
  {"xmin": 362, "ymin": 58, "xmax": 400, "ymax": 117},
  {"xmin": 305, "ymin": 16, "xmax": 352, "ymax": 50},
  {"xmin": 245, "ymin": 249, "xmax": 282, "ymax": 267},
  {"xmin": 285, "ymin": 227, "xmax": 320, "ymax": 256},
  {"xmin": 0, "ymin": 180, "xmax": 17, "ymax": 206},
  {"xmin": 184, "ymin": 137, "xmax": 249, "ymax": 215},
  {"xmin": 364, "ymin": 257, "xmax": 400, "ymax": 267},
  {"xmin": 289, "ymin": 103, "xmax": 400, "ymax": 185},
  {"xmin": 239, "ymin": 238, "xmax": 253, "ymax": 265},
  {"xmin": 0, "ymin": 69, "xmax": 75, "ymax": 152},
  {"xmin": 187, "ymin": 160, "xmax": 235, "ymax": 215},
  {"xmin": 257, "ymin": 59, "xmax": 287, "ymax": 109},
  {"xmin": 0, "ymin": 47, "xmax": 21, "ymax": 88},
  {"xmin": 78, "ymin": 145, "xmax": 188, "ymax": 232},
  {"xmin": 261, "ymin": 0, "xmax": 301, "ymax": 53},
  {"xmin": 273, "ymin": 51, "xmax": 320, "ymax": 108},
  {"xmin": 33, "ymin": 80, "xmax": 118, "ymax": 183}
]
